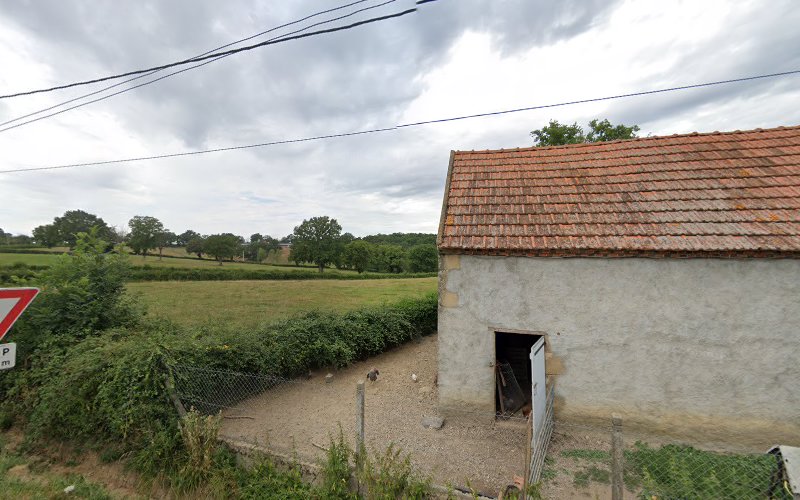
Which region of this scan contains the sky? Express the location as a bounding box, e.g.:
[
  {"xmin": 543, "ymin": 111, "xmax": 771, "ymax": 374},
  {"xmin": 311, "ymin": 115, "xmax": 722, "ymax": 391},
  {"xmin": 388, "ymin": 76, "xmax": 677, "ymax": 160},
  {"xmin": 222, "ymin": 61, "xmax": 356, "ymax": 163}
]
[{"xmin": 1, "ymin": 0, "xmax": 799, "ymax": 238}]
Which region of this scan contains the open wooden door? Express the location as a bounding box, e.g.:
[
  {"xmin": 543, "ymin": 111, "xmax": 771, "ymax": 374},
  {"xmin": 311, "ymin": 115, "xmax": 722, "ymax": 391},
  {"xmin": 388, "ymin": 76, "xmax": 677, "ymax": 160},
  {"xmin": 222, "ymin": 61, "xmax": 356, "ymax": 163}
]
[{"xmin": 529, "ymin": 337, "xmax": 546, "ymax": 441}]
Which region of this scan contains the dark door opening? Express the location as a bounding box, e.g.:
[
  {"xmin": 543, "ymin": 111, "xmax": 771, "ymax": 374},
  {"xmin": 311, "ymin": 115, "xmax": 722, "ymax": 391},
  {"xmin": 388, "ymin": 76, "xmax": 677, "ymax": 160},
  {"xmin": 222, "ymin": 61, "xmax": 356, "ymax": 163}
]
[{"xmin": 495, "ymin": 331, "xmax": 542, "ymax": 416}]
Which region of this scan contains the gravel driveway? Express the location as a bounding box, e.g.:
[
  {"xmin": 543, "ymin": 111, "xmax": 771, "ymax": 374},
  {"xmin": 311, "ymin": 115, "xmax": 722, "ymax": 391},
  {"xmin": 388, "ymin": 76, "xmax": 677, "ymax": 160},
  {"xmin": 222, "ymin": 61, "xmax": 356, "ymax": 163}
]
[{"xmin": 219, "ymin": 334, "xmax": 528, "ymax": 495}]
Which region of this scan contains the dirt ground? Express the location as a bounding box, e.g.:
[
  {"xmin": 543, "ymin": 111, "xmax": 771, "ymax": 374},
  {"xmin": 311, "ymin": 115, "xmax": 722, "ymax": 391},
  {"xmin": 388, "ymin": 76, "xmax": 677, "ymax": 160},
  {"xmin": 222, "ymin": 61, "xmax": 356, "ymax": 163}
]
[{"xmin": 220, "ymin": 334, "xmax": 531, "ymax": 496}]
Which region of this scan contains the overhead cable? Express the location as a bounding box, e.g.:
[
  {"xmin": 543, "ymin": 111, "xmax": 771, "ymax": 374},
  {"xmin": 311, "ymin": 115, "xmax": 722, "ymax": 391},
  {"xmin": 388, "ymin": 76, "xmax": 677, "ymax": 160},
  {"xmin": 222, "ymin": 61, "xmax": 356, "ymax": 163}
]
[
  {"xmin": 0, "ymin": 0, "xmax": 400, "ymax": 133},
  {"xmin": 0, "ymin": 4, "xmax": 418, "ymax": 100},
  {"xmin": 1, "ymin": 69, "xmax": 796, "ymax": 174}
]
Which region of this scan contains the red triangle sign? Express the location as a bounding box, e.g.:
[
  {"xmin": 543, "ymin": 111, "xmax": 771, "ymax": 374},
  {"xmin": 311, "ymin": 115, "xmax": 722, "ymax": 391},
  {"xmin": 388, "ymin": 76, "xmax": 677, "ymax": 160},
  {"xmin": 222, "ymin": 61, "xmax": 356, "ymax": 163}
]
[{"xmin": 0, "ymin": 288, "xmax": 39, "ymax": 341}]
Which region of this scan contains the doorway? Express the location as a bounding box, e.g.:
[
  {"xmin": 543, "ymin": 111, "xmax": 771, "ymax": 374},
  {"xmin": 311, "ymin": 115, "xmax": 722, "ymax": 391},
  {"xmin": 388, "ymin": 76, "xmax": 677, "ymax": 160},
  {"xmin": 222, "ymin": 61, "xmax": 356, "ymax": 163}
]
[{"xmin": 494, "ymin": 331, "xmax": 543, "ymax": 417}]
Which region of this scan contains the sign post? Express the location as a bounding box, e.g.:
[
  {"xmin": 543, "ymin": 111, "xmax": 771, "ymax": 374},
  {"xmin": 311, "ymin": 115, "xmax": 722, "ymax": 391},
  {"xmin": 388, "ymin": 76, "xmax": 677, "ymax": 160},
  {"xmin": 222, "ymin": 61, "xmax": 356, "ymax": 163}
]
[{"xmin": 0, "ymin": 287, "xmax": 39, "ymax": 341}]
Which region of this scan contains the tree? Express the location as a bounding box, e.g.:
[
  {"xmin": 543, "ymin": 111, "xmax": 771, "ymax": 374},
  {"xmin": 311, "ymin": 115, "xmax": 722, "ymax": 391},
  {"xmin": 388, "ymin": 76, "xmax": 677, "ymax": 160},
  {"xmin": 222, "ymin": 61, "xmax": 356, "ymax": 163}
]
[
  {"xmin": 585, "ymin": 119, "xmax": 640, "ymax": 143},
  {"xmin": 531, "ymin": 118, "xmax": 640, "ymax": 146},
  {"xmin": 203, "ymin": 233, "xmax": 240, "ymax": 265},
  {"xmin": 154, "ymin": 230, "xmax": 176, "ymax": 260},
  {"xmin": 32, "ymin": 210, "xmax": 114, "ymax": 248},
  {"xmin": 127, "ymin": 216, "xmax": 164, "ymax": 257},
  {"xmin": 343, "ymin": 240, "xmax": 372, "ymax": 273},
  {"xmin": 32, "ymin": 224, "xmax": 60, "ymax": 247},
  {"xmin": 369, "ymin": 244, "xmax": 405, "ymax": 273},
  {"xmin": 186, "ymin": 237, "xmax": 206, "ymax": 259},
  {"xmin": 290, "ymin": 216, "xmax": 343, "ymax": 273},
  {"xmin": 406, "ymin": 244, "xmax": 438, "ymax": 272},
  {"xmin": 176, "ymin": 230, "xmax": 200, "ymax": 247}
]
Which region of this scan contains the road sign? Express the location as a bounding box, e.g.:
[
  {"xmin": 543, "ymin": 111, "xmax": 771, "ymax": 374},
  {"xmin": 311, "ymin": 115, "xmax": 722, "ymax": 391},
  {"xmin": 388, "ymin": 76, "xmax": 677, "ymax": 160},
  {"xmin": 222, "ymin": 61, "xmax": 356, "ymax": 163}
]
[
  {"xmin": 0, "ymin": 343, "xmax": 15, "ymax": 370},
  {"xmin": 0, "ymin": 288, "xmax": 39, "ymax": 341}
]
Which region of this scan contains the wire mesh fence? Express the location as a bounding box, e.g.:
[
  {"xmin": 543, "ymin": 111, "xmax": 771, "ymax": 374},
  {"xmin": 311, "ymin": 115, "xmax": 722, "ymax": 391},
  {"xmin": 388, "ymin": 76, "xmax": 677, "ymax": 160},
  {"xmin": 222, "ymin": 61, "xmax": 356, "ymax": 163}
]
[
  {"xmin": 539, "ymin": 419, "xmax": 794, "ymax": 500},
  {"xmin": 169, "ymin": 363, "xmax": 299, "ymax": 415},
  {"xmin": 165, "ymin": 361, "xmax": 796, "ymax": 499}
]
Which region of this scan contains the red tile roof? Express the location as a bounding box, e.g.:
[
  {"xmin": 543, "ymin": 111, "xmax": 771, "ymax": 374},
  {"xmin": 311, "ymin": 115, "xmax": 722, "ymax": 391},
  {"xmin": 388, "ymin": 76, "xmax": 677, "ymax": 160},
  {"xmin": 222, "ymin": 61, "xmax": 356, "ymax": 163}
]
[{"xmin": 437, "ymin": 125, "xmax": 800, "ymax": 257}]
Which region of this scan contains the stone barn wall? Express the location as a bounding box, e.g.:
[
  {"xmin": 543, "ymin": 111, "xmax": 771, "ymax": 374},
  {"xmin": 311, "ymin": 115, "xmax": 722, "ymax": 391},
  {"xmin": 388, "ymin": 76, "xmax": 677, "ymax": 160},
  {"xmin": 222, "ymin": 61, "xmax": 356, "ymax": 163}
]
[{"xmin": 437, "ymin": 254, "xmax": 800, "ymax": 449}]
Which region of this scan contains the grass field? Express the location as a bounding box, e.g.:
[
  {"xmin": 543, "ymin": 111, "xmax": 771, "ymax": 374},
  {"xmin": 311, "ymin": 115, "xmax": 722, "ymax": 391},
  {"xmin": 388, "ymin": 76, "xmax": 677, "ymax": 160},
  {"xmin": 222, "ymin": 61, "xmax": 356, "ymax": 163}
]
[
  {"xmin": 0, "ymin": 253, "xmax": 61, "ymax": 266},
  {"xmin": 0, "ymin": 251, "xmax": 350, "ymax": 272},
  {"xmin": 127, "ymin": 278, "xmax": 438, "ymax": 326}
]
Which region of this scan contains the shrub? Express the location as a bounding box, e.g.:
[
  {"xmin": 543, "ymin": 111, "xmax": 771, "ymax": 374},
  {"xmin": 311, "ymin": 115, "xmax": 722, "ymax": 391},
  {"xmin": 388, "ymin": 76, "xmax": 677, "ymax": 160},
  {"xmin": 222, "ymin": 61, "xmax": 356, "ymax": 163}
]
[
  {"xmin": 126, "ymin": 266, "xmax": 435, "ymax": 282},
  {"xmin": 2, "ymin": 293, "xmax": 438, "ymax": 487}
]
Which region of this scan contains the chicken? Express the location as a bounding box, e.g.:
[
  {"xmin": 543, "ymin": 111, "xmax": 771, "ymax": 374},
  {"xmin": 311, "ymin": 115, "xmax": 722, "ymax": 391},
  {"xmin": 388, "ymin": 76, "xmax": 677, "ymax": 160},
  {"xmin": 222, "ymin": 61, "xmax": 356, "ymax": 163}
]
[{"xmin": 367, "ymin": 367, "xmax": 379, "ymax": 382}]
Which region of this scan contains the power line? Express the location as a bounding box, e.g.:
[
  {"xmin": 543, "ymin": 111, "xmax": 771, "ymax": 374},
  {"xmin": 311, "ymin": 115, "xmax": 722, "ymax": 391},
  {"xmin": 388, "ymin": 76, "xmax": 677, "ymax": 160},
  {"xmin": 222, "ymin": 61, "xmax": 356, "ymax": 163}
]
[
  {"xmin": 0, "ymin": 0, "xmax": 401, "ymax": 133},
  {"xmin": 1, "ymin": 69, "xmax": 796, "ymax": 174},
  {"xmin": 0, "ymin": 5, "xmax": 419, "ymax": 100},
  {"xmin": 0, "ymin": 0, "xmax": 375, "ymax": 129}
]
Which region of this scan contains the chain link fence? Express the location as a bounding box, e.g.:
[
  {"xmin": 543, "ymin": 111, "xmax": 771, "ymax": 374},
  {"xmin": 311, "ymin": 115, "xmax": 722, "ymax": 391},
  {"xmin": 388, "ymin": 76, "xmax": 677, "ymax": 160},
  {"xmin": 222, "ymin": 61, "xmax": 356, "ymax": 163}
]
[
  {"xmin": 169, "ymin": 363, "xmax": 299, "ymax": 416},
  {"xmin": 166, "ymin": 362, "xmax": 796, "ymax": 499},
  {"xmin": 540, "ymin": 419, "xmax": 794, "ymax": 500}
]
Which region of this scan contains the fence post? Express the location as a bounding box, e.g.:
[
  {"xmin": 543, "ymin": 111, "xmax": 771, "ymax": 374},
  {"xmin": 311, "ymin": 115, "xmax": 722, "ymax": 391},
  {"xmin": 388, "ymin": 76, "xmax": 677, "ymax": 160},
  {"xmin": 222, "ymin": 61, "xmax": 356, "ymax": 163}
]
[
  {"xmin": 611, "ymin": 414, "xmax": 624, "ymax": 500},
  {"xmin": 161, "ymin": 359, "xmax": 187, "ymax": 418},
  {"xmin": 356, "ymin": 381, "xmax": 365, "ymax": 453}
]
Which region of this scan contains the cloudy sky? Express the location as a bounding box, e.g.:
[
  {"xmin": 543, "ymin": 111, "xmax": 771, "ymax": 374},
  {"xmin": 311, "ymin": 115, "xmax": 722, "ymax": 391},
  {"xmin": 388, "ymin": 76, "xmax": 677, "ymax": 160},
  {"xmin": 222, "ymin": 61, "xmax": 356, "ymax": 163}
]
[{"xmin": 1, "ymin": 0, "xmax": 798, "ymax": 238}]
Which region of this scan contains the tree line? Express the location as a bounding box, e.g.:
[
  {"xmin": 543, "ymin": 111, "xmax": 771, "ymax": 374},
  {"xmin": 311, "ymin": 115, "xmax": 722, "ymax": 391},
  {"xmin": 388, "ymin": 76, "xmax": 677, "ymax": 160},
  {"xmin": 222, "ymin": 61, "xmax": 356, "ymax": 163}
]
[{"xmin": 7, "ymin": 210, "xmax": 438, "ymax": 272}]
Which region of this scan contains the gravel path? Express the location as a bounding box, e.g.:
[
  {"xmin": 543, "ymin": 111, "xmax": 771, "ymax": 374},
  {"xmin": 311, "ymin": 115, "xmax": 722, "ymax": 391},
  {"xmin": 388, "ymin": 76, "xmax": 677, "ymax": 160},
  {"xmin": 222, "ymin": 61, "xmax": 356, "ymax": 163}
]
[{"xmin": 220, "ymin": 334, "xmax": 528, "ymax": 495}]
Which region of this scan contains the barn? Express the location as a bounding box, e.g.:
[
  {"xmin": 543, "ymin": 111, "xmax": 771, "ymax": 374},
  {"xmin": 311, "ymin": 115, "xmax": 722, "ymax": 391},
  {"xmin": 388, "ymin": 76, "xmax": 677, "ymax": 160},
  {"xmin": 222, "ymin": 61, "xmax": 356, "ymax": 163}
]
[{"xmin": 435, "ymin": 125, "xmax": 800, "ymax": 447}]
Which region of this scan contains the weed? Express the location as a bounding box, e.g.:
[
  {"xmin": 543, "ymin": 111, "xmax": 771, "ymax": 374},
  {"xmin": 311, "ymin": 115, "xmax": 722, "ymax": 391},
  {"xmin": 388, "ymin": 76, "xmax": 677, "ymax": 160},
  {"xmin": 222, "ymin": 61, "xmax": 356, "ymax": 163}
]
[
  {"xmin": 173, "ymin": 409, "xmax": 222, "ymax": 492},
  {"xmin": 573, "ymin": 465, "xmax": 610, "ymax": 487},
  {"xmin": 560, "ymin": 449, "xmax": 610, "ymax": 462}
]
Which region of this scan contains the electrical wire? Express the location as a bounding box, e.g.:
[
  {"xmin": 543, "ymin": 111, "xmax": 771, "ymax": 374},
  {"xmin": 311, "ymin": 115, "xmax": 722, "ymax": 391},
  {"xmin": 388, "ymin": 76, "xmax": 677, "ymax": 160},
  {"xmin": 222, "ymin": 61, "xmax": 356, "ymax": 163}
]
[
  {"xmin": 0, "ymin": 68, "xmax": 796, "ymax": 174},
  {"xmin": 0, "ymin": 5, "xmax": 418, "ymax": 100},
  {"xmin": 0, "ymin": 0, "xmax": 374, "ymax": 128},
  {"xmin": 0, "ymin": 0, "xmax": 400, "ymax": 133}
]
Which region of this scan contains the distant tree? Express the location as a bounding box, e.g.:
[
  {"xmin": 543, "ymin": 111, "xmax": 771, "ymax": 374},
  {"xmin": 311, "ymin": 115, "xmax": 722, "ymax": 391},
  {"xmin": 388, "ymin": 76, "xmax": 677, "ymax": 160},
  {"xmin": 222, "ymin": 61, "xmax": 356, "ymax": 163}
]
[
  {"xmin": 585, "ymin": 119, "xmax": 640, "ymax": 143},
  {"xmin": 32, "ymin": 210, "xmax": 114, "ymax": 248},
  {"xmin": 110, "ymin": 225, "xmax": 129, "ymax": 245},
  {"xmin": 290, "ymin": 216, "xmax": 343, "ymax": 273},
  {"xmin": 127, "ymin": 216, "xmax": 164, "ymax": 257},
  {"xmin": 531, "ymin": 120, "xmax": 585, "ymax": 146},
  {"xmin": 176, "ymin": 230, "xmax": 200, "ymax": 247},
  {"xmin": 12, "ymin": 234, "xmax": 33, "ymax": 245},
  {"xmin": 369, "ymin": 244, "xmax": 405, "ymax": 273},
  {"xmin": 203, "ymin": 233, "xmax": 241, "ymax": 265},
  {"xmin": 343, "ymin": 240, "xmax": 372, "ymax": 273},
  {"xmin": 531, "ymin": 118, "xmax": 640, "ymax": 146},
  {"xmin": 154, "ymin": 230, "xmax": 176, "ymax": 260},
  {"xmin": 406, "ymin": 244, "xmax": 438, "ymax": 272},
  {"xmin": 186, "ymin": 237, "xmax": 206, "ymax": 259},
  {"xmin": 32, "ymin": 224, "xmax": 60, "ymax": 247},
  {"xmin": 361, "ymin": 233, "xmax": 436, "ymax": 249}
]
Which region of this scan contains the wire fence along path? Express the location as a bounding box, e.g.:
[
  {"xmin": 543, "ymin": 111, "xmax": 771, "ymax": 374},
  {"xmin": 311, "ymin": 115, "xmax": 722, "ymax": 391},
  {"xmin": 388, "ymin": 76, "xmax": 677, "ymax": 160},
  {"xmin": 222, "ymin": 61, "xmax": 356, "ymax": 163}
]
[
  {"xmin": 542, "ymin": 418, "xmax": 794, "ymax": 500},
  {"xmin": 168, "ymin": 362, "xmax": 795, "ymax": 499},
  {"xmin": 170, "ymin": 363, "xmax": 299, "ymax": 416}
]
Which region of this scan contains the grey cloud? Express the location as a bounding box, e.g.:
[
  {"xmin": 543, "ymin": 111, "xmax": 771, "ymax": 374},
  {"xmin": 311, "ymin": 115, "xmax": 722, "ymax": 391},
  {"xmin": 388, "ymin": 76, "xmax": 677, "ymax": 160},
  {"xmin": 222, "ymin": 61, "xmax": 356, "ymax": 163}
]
[{"xmin": 0, "ymin": 0, "xmax": 622, "ymax": 149}]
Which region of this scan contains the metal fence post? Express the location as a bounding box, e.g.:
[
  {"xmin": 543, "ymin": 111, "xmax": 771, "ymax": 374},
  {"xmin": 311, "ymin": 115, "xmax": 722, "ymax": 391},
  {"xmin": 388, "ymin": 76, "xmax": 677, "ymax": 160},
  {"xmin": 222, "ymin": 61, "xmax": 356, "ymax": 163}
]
[{"xmin": 611, "ymin": 414, "xmax": 624, "ymax": 500}]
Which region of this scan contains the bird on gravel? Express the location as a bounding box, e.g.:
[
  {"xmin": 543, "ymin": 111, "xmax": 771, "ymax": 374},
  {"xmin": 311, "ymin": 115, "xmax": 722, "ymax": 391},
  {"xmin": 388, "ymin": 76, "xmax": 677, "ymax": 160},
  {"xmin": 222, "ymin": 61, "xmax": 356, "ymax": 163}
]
[{"xmin": 367, "ymin": 367, "xmax": 379, "ymax": 382}]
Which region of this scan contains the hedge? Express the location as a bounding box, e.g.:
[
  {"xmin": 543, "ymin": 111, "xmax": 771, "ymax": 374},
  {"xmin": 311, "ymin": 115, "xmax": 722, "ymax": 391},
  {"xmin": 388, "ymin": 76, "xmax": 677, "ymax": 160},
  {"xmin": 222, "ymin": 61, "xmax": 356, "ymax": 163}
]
[
  {"xmin": 0, "ymin": 264, "xmax": 49, "ymax": 284},
  {"xmin": 126, "ymin": 266, "xmax": 436, "ymax": 282},
  {"xmin": 3, "ymin": 293, "xmax": 438, "ymax": 476}
]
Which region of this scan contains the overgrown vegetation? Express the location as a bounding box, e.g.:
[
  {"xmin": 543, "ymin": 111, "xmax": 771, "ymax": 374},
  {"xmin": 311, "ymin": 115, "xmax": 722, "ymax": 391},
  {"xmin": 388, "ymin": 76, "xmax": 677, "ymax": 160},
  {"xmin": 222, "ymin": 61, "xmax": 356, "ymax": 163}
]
[
  {"xmin": 0, "ymin": 433, "xmax": 113, "ymax": 499},
  {"xmin": 0, "ymin": 230, "xmax": 438, "ymax": 496},
  {"xmin": 558, "ymin": 444, "xmax": 788, "ymax": 499}
]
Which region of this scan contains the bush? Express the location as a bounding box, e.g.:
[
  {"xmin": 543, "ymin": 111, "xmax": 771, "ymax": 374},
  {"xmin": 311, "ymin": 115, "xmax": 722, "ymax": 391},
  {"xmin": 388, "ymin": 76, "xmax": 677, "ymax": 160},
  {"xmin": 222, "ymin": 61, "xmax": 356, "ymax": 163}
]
[
  {"xmin": 0, "ymin": 264, "xmax": 48, "ymax": 284},
  {"xmin": 2, "ymin": 293, "xmax": 438, "ymax": 487},
  {"xmin": 126, "ymin": 266, "xmax": 435, "ymax": 282}
]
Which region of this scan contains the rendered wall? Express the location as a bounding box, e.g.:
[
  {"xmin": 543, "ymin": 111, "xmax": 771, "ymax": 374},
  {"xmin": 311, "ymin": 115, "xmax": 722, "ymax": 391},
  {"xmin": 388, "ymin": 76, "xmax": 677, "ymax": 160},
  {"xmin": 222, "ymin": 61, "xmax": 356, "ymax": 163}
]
[{"xmin": 437, "ymin": 254, "xmax": 800, "ymax": 449}]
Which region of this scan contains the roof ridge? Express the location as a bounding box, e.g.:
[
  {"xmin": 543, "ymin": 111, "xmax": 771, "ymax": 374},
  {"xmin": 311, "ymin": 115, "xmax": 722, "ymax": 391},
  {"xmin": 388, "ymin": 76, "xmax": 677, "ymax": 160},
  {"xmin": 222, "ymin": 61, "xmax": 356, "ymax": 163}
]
[{"xmin": 454, "ymin": 123, "xmax": 800, "ymax": 155}]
